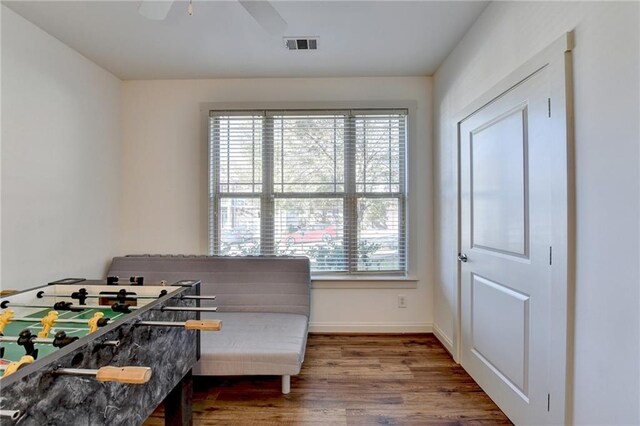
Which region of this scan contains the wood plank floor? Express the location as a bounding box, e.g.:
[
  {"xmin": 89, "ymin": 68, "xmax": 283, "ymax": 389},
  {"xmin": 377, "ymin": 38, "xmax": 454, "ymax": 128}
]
[{"xmin": 145, "ymin": 334, "xmax": 512, "ymax": 425}]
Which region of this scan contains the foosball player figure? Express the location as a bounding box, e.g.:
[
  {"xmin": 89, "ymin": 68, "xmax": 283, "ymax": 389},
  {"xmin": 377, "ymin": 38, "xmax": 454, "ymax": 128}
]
[
  {"xmin": 0, "ymin": 310, "xmax": 8, "ymax": 360},
  {"xmin": 38, "ymin": 310, "xmax": 59, "ymax": 338},
  {"xmin": 52, "ymin": 301, "xmax": 83, "ymax": 312},
  {"xmin": 71, "ymin": 288, "xmax": 89, "ymax": 305},
  {"xmin": 3, "ymin": 355, "xmax": 34, "ymax": 377},
  {"xmin": 130, "ymin": 276, "xmax": 144, "ymax": 286},
  {"xmin": 52, "ymin": 331, "xmax": 79, "ymax": 348},
  {"xmin": 117, "ymin": 289, "xmax": 131, "ymax": 305},
  {"xmin": 0, "ymin": 309, "xmax": 14, "ymax": 334},
  {"xmin": 17, "ymin": 329, "xmax": 38, "ymax": 359},
  {"xmin": 88, "ymin": 312, "xmax": 107, "ymax": 333},
  {"xmin": 111, "ymin": 302, "xmax": 132, "ymax": 314}
]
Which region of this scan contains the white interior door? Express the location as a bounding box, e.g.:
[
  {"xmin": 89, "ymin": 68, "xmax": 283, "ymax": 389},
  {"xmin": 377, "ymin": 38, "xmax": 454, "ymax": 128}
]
[{"xmin": 459, "ymin": 66, "xmax": 553, "ymax": 425}]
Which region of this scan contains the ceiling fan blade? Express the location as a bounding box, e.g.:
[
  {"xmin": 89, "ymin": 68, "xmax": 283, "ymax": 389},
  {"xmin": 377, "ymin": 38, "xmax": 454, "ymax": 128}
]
[
  {"xmin": 139, "ymin": 0, "xmax": 174, "ymax": 21},
  {"xmin": 238, "ymin": 1, "xmax": 288, "ymax": 35}
]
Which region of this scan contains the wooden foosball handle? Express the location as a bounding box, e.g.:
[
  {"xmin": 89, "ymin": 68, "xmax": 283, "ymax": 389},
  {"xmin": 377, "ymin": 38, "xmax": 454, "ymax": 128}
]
[
  {"xmin": 185, "ymin": 319, "xmax": 222, "ymax": 331},
  {"xmin": 0, "ymin": 290, "xmax": 17, "ymax": 296},
  {"xmin": 96, "ymin": 366, "xmax": 152, "ymax": 384}
]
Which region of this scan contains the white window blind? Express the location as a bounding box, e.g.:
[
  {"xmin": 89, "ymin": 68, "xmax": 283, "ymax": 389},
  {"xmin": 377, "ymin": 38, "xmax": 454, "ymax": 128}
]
[{"xmin": 209, "ymin": 109, "xmax": 407, "ymax": 274}]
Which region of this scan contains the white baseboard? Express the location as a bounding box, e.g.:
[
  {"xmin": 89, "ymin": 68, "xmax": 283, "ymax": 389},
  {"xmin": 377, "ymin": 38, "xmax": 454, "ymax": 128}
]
[
  {"xmin": 432, "ymin": 322, "xmax": 455, "ymax": 356},
  {"xmin": 309, "ymin": 322, "xmax": 432, "ymax": 333}
]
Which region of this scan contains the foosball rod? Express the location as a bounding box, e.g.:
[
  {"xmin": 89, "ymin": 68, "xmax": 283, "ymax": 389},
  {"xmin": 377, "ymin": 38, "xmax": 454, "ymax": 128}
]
[
  {"xmin": 1, "ymin": 302, "xmax": 218, "ymax": 312},
  {"xmin": 0, "ymin": 410, "xmax": 20, "ymax": 420},
  {"xmin": 54, "ymin": 366, "xmax": 152, "ymax": 384},
  {"xmin": 0, "ymin": 336, "xmax": 119, "ymax": 347},
  {"xmin": 6, "ymin": 316, "xmax": 109, "ymax": 325},
  {"xmin": 38, "ymin": 292, "xmax": 157, "ymax": 300},
  {"xmin": 160, "ymin": 306, "xmax": 218, "ymax": 312},
  {"xmin": 137, "ymin": 319, "xmax": 222, "ymax": 331},
  {"xmin": 36, "ymin": 292, "xmax": 216, "ymax": 300},
  {"xmin": 177, "ymin": 295, "xmax": 217, "ymax": 300},
  {"xmin": 1, "ymin": 302, "xmax": 142, "ymax": 311}
]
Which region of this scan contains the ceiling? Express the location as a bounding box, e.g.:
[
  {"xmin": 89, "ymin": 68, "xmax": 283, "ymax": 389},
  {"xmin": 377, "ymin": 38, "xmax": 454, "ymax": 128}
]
[{"xmin": 3, "ymin": 1, "xmax": 488, "ymax": 80}]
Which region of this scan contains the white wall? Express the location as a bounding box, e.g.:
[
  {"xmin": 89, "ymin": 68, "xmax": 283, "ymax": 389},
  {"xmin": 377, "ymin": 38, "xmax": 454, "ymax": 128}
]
[
  {"xmin": 0, "ymin": 5, "xmax": 4, "ymax": 286},
  {"xmin": 121, "ymin": 77, "xmax": 433, "ymax": 332},
  {"xmin": 433, "ymin": 2, "xmax": 639, "ymax": 424},
  {"xmin": 1, "ymin": 6, "xmax": 122, "ymax": 289}
]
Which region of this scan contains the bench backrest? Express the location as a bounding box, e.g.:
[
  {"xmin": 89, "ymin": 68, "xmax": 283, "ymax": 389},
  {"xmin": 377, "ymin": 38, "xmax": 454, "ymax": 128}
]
[{"xmin": 108, "ymin": 255, "xmax": 311, "ymax": 316}]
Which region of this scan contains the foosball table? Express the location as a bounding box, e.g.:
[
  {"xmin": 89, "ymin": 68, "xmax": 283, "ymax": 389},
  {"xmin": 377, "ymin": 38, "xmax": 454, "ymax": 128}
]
[{"xmin": 0, "ymin": 276, "xmax": 220, "ymax": 425}]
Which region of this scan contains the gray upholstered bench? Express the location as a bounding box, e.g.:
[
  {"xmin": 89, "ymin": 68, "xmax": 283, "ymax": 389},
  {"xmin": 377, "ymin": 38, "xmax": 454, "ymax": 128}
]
[{"xmin": 108, "ymin": 255, "xmax": 310, "ymax": 394}]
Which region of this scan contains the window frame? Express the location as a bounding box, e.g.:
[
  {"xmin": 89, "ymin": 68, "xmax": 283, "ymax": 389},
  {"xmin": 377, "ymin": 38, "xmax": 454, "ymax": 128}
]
[{"xmin": 204, "ymin": 102, "xmax": 415, "ymax": 277}]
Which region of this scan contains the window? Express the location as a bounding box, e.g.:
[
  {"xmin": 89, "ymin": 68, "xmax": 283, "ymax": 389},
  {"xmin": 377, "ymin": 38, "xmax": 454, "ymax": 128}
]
[{"xmin": 209, "ymin": 109, "xmax": 407, "ymax": 275}]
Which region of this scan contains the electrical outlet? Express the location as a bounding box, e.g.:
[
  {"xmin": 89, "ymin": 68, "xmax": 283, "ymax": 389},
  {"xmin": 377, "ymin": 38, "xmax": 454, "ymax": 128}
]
[{"xmin": 398, "ymin": 295, "xmax": 407, "ymax": 308}]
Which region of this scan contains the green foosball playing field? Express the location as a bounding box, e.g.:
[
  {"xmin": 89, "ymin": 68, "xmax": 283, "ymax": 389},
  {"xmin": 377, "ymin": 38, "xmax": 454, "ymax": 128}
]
[{"xmin": 0, "ymin": 307, "xmax": 124, "ymax": 375}]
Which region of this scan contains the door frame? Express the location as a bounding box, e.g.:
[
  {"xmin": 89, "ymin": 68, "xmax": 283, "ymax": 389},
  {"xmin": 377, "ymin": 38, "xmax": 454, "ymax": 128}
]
[{"xmin": 452, "ymin": 32, "xmax": 575, "ymax": 424}]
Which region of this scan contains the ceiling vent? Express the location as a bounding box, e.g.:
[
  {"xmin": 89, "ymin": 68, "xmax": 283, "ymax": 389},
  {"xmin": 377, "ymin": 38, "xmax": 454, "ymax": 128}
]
[{"xmin": 284, "ymin": 37, "xmax": 318, "ymax": 51}]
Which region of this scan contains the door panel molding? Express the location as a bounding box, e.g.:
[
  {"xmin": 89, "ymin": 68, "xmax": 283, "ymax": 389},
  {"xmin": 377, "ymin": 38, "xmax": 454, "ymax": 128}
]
[
  {"xmin": 470, "ymin": 273, "xmax": 530, "ymax": 399},
  {"xmin": 470, "ymin": 104, "xmax": 530, "ymax": 258}
]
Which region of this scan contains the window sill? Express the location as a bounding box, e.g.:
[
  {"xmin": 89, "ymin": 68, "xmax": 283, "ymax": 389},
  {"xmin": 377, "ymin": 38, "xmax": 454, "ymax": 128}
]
[{"xmin": 311, "ymin": 276, "xmax": 418, "ymax": 289}]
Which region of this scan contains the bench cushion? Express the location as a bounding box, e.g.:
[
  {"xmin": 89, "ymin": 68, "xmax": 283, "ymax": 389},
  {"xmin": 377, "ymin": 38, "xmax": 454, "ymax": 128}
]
[{"xmin": 195, "ymin": 312, "xmax": 308, "ymax": 376}]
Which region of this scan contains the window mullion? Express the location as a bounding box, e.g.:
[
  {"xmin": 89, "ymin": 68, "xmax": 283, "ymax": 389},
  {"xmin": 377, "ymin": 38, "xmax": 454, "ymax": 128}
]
[
  {"xmin": 399, "ymin": 116, "xmax": 407, "ymax": 195},
  {"xmin": 400, "ymin": 116, "xmax": 407, "ymax": 272},
  {"xmin": 344, "ymin": 114, "xmax": 357, "ymax": 273},
  {"xmin": 210, "ymin": 116, "xmax": 221, "ymax": 255},
  {"xmin": 399, "ymin": 193, "xmax": 406, "ymax": 272},
  {"xmin": 261, "ymin": 114, "xmax": 275, "ymax": 255}
]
